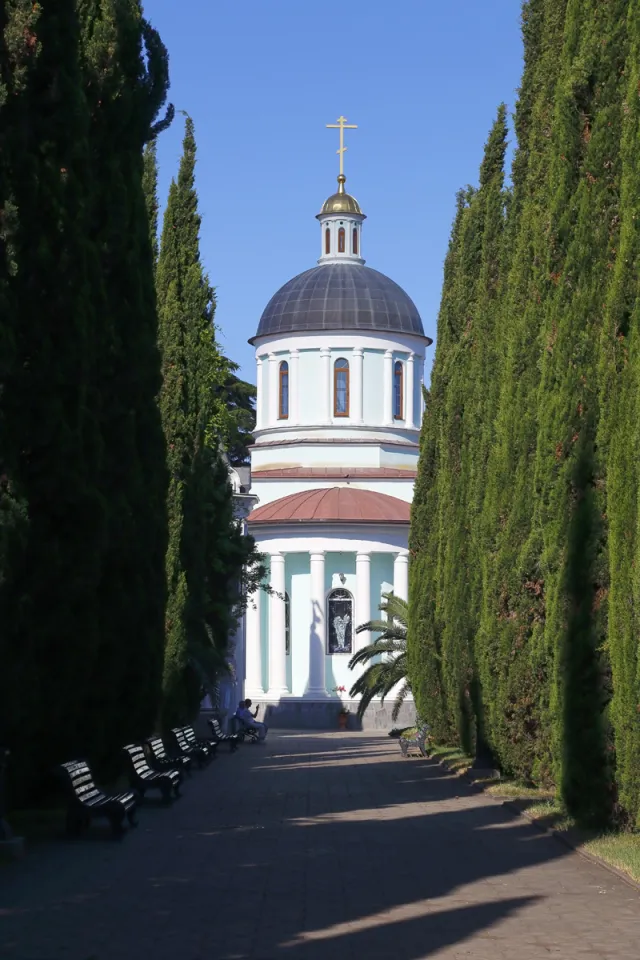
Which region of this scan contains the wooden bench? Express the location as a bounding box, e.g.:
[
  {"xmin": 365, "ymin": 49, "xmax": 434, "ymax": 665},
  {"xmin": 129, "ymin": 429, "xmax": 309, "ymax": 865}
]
[
  {"xmin": 122, "ymin": 744, "xmax": 181, "ymax": 802},
  {"xmin": 400, "ymin": 723, "xmax": 432, "ymax": 758},
  {"xmin": 170, "ymin": 727, "xmax": 211, "ymax": 767},
  {"xmin": 182, "ymin": 724, "xmax": 218, "ymax": 759},
  {"xmin": 145, "ymin": 736, "xmax": 192, "ymax": 777},
  {"xmin": 207, "ymin": 717, "xmax": 240, "ymax": 752},
  {"xmin": 59, "ymin": 760, "xmax": 137, "ymax": 837}
]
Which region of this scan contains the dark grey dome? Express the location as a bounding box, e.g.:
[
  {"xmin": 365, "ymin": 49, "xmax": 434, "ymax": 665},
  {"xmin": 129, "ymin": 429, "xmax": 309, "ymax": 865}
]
[{"xmin": 251, "ymin": 263, "xmax": 426, "ymax": 342}]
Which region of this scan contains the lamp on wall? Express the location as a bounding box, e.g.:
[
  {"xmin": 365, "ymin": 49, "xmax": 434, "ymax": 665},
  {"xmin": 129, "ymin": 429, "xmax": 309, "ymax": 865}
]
[{"xmin": 338, "ymin": 573, "xmax": 346, "ymax": 585}]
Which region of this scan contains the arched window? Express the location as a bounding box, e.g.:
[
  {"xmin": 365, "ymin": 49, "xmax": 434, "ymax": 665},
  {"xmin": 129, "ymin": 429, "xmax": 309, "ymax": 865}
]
[
  {"xmin": 279, "ymin": 360, "xmax": 289, "ymax": 419},
  {"xmin": 325, "ymin": 227, "xmax": 331, "ymax": 254},
  {"xmin": 334, "ymin": 357, "xmax": 349, "ymax": 416},
  {"xmin": 393, "ymin": 360, "xmax": 404, "ymax": 419},
  {"xmin": 285, "ymin": 591, "xmax": 291, "ymax": 656},
  {"xmin": 338, "ymin": 226, "xmax": 345, "ymax": 253},
  {"xmin": 352, "ymin": 227, "xmax": 358, "ymax": 256},
  {"xmin": 327, "ymin": 588, "xmax": 353, "ymax": 654}
]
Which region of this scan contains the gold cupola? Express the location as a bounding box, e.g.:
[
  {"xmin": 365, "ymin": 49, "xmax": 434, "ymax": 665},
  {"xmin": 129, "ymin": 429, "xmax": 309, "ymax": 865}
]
[{"xmin": 319, "ymin": 174, "xmax": 364, "ymax": 217}]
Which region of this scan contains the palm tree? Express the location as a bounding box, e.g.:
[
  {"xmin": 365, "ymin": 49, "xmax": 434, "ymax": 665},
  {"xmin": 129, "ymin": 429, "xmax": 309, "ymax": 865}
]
[{"xmin": 348, "ymin": 592, "xmax": 409, "ymax": 720}]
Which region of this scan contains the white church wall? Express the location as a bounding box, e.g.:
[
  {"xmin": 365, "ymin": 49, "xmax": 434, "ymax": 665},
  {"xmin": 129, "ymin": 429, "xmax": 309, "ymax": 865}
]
[
  {"xmin": 363, "ymin": 349, "xmax": 385, "ymax": 424},
  {"xmin": 249, "ymin": 478, "xmax": 416, "ymax": 509},
  {"xmin": 250, "ymin": 440, "xmax": 417, "ymax": 471},
  {"xmin": 251, "ymin": 526, "xmax": 409, "ymax": 557},
  {"xmin": 297, "ymin": 350, "xmax": 318, "ymax": 423}
]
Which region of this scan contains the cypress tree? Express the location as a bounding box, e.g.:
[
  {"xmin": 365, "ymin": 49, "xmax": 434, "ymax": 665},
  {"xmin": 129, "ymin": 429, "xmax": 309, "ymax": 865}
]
[
  {"xmin": 0, "ymin": 0, "xmax": 108, "ymax": 795},
  {"xmin": 156, "ymin": 116, "xmax": 230, "ymax": 725},
  {"xmin": 409, "ymin": 108, "xmax": 508, "ymax": 754},
  {"xmin": 595, "ymin": 0, "xmax": 640, "ymax": 826},
  {"xmin": 476, "ymin": 0, "xmax": 568, "ymax": 782},
  {"xmin": 530, "ymin": 0, "xmax": 629, "ymax": 825},
  {"xmin": 143, "ymin": 138, "xmax": 159, "ymax": 267},
  {"xmin": 77, "ymin": 0, "xmax": 172, "ymax": 760}
]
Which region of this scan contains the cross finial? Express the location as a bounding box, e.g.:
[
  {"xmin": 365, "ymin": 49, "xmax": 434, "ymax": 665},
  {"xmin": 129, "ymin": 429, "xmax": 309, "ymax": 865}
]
[{"xmin": 326, "ymin": 115, "xmax": 358, "ymax": 178}]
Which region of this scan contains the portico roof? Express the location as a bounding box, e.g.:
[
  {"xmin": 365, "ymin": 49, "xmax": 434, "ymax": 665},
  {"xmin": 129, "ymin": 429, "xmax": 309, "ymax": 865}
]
[{"xmin": 247, "ymin": 487, "xmax": 411, "ymax": 525}]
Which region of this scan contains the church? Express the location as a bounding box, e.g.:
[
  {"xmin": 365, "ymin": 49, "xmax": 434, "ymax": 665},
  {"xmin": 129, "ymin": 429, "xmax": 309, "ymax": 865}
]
[{"xmin": 237, "ymin": 119, "xmax": 431, "ymax": 728}]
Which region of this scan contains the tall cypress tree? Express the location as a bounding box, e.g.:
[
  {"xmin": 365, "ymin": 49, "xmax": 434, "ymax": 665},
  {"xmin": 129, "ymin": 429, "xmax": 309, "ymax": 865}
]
[
  {"xmin": 143, "ymin": 138, "xmax": 159, "ymax": 267},
  {"xmin": 77, "ymin": 0, "xmax": 172, "ymax": 759},
  {"xmin": 0, "ymin": 0, "xmax": 109, "ymax": 795},
  {"xmin": 156, "ymin": 116, "xmax": 229, "ymax": 725},
  {"xmin": 476, "ymin": 0, "xmax": 568, "ymax": 782},
  {"xmin": 409, "ymin": 108, "xmax": 508, "ymax": 754},
  {"xmin": 601, "ymin": 0, "xmax": 640, "ymax": 828}
]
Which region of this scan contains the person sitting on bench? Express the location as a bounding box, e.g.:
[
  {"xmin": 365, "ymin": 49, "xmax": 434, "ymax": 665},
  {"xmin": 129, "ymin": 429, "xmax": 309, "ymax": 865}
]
[{"xmin": 235, "ymin": 699, "xmax": 268, "ymax": 741}]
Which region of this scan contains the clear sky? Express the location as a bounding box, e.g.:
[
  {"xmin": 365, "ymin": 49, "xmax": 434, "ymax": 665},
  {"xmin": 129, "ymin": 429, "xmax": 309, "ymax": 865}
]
[{"xmin": 143, "ymin": 1, "xmax": 524, "ymax": 383}]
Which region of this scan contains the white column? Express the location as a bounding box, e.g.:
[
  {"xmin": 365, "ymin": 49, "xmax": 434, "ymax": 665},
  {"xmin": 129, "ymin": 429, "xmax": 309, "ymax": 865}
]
[
  {"xmin": 255, "ymin": 356, "xmax": 264, "ymax": 431},
  {"xmin": 352, "ymin": 348, "xmax": 364, "ymax": 423},
  {"xmin": 393, "ymin": 551, "xmax": 409, "ymax": 601},
  {"xmin": 356, "ymin": 552, "xmax": 372, "ymax": 651},
  {"xmin": 244, "ymin": 588, "xmax": 264, "ymax": 697},
  {"xmin": 406, "ymin": 352, "xmax": 415, "ymax": 429},
  {"xmin": 383, "ymin": 350, "xmax": 394, "ymax": 425},
  {"xmin": 308, "ymin": 551, "xmax": 327, "ymax": 696},
  {"xmin": 417, "ymin": 354, "xmax": 425, "ymax": 427},
  {"xmin": 268, "ymin": 353, "xmax": 278, "ymax": 425},
  {"xmin": 320, "ymin": 348, "xmax": 332, "ymax": 423},
  {"xmin": 268, "ymin": 553, "xmax": 288, "ymax": 696},
  {"xmin": 289, "ymin": 349, "xmax": 299, "ymax": 424}
]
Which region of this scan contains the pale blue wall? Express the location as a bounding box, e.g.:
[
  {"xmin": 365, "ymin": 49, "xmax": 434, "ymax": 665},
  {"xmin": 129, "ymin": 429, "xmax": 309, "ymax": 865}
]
[
  {"xmin": 363, "ymin": 350, "xmax": 384, "ymax": 424},
  {"xmin": 324, "ymin": 552, "xmax": 357, "ymax": 694}
]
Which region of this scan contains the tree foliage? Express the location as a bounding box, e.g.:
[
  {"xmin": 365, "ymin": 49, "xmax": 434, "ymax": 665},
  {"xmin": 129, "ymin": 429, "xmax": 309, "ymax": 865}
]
[
  {"xmin": 155, "ymin": 116, "xmax": 261, "ymax": 727},
  {"xmin": 409, "ymin": 0, "xmax": 640, "ymax": 827},
  {"xmin": 348, "ymin": 593, "xmax": 410, "ymax": 721}
]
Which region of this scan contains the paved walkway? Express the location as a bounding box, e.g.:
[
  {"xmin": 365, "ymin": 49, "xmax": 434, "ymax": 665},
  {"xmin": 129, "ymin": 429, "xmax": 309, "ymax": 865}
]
[{"xmin": 1, "ymin": 732, "xmax": 639, "ymax": 959}]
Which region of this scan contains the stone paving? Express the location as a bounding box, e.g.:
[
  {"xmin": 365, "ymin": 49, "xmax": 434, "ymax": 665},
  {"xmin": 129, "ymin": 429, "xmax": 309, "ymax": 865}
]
[{"xmin": 1, "ymin": 732, "xmax": 640, "ymax": 960}]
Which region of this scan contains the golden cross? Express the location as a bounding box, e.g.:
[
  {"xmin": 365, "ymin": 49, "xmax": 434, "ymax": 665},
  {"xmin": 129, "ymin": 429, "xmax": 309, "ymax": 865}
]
[{"xmin": 326, "ymin": 115, "xmax": 358, "ymax": 177}]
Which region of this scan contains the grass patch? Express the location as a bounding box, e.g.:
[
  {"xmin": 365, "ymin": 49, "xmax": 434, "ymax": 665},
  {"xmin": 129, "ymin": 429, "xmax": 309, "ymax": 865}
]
[
  {"xmin": 429, "ymin": 744, "xmax": 473, "ymax": 775},
  {"xmin": 584, "ymin": 833, "xmax": 640, "ymax": 883},
  {"xmin": 487, "ymin": 781, "xmax": 555, "ymax": 800}
]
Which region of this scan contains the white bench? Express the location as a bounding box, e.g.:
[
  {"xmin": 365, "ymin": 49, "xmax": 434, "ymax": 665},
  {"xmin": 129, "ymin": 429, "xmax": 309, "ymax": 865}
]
[{"xmin": 400, "ymin": 723, "xmax": 431, "ymax": 758}]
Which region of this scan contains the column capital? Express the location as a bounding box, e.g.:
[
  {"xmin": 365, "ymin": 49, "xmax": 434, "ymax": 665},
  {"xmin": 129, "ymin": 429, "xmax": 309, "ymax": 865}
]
[
  {"xmin": 309, "ymin": 550, "xmax": 325, "ymax": 561},
  {"xmin": 256, "ymin": 355, "xmax": 264, "ymax": 366},
  {"xmin": 352, "ymin": 347, "xmax": 364, "ymax": 357},
  {"xmin": 408, "ymin": 351, "xmax": 415, "ymax": 360},
  {"xmin": 395, "ymin": 551, "xmax": 410, "ymax": 562},
  {"xmin": 270, "ymin": 551, "xmax": 285, "ymax": 563},
  {"xmin": 268, "ymin": 352, "xmax": 277, "ymax": 362},
  {"xmin": 319, "ymin": 347, "xmax": 331, "ymax": 357},
  {"xmin": 384, "ymin": 349, "xmax": 394, "ymax": 359},
  {"xmin": 356, "ymin": 551, "xmax": 371, "ymax": 563},
  {"xmin": 290, "ymin": 348, "xmax": 299, "ymax": 358}
]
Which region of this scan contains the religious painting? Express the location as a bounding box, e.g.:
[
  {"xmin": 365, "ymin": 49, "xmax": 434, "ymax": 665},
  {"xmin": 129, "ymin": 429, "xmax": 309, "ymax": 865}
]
[{"xmin": 327, "ymin": 588, "xmax": 353, "ymax": 654}]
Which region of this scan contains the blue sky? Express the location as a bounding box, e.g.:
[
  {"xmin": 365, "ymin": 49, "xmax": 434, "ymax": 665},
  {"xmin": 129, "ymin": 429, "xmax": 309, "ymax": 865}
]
[{"xmin": 143, "ymin": 1, "xmax": 524, "ymax": 383}]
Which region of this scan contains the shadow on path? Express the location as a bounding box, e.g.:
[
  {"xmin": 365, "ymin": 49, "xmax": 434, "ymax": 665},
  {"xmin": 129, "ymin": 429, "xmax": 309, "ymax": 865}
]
[{"xmin": 1, "ymin": 732, "xmax": 638, "ymax": 960}]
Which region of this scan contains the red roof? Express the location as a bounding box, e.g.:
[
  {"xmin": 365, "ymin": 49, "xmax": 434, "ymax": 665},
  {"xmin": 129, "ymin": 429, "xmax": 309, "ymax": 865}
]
[
  {"xmin": 252, "ymin": 467, "xmax": 417, "ymax": 480},
  {"xmin": 247, "ymin": 487, "xmax": 411, "ymax": 525}
]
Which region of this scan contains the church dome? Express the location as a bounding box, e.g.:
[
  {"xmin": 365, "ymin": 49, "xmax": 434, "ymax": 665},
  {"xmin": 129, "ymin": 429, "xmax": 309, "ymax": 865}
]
[
  {"xmin": 247, "ymin": 487, "xmax": 411, "ymax": 525},
  {"xmin": 319, "ymin": 173, "xmax": 363, "ymax": 216},
  {"xmin": 252, "ymin": 263, "xmax": 426, "ymax": 342}
]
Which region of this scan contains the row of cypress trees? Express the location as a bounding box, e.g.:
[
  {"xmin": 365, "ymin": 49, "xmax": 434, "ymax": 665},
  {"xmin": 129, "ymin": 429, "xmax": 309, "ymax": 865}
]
[
  {"xmin": 409, "ymin": 0, "xmax": 640, "ymax": 828},
  {"xmin": 0, "ymin": 3, "xmax": 258, "ymax": 801}
]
